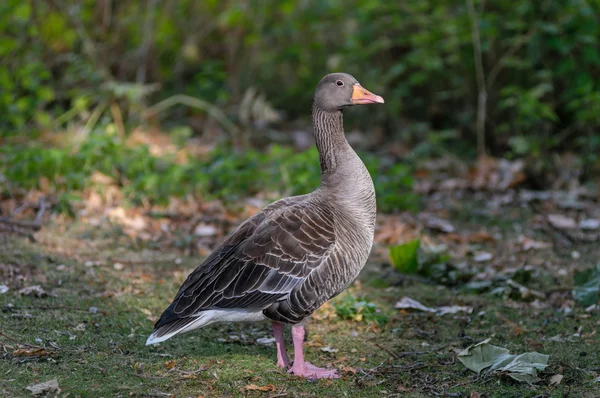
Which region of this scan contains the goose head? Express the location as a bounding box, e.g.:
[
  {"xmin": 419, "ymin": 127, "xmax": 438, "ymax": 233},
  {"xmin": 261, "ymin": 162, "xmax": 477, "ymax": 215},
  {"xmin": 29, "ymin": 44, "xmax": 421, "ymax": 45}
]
[{"xmin": 313, "ymin": 73, "xmax": 384, "ymax": 111}]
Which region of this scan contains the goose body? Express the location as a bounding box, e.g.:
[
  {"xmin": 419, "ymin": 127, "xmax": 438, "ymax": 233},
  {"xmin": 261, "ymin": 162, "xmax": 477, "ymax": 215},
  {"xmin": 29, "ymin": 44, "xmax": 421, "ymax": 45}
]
[{"xmin": 147, "ymin": 73, "xmax": 384, "ymax": 378}]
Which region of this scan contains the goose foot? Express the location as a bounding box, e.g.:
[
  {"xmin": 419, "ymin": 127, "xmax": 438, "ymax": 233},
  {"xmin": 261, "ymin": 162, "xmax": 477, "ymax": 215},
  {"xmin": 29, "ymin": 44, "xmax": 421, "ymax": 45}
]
[
  {"xmin": 288, "ymin": 362, "xmax": 340, "ymax": 379},
  {"xmin": 287, "ymin": 325, "xmax": 339, "ymax": 379}
]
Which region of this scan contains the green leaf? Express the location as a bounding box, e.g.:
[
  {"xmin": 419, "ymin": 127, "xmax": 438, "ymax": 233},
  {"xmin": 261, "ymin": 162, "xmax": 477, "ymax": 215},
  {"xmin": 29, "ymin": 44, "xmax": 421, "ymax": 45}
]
[
  {"xmin": 389, "ymin": 239, "xmax": 420, "ymax": 274},
  {"xmin": 458, "ymin": 339, "xmax": 549, "ymax": 384},
  {"xmin": 572, "ymin": 263, "xmax": 600, "ymax": 306}
]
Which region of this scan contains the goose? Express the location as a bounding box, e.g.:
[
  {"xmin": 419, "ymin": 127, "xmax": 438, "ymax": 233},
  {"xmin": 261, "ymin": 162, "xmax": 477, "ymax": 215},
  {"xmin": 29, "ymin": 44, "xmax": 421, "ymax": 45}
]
[{"xmin": 146, "ymin": 73, "xmax": 384, "ymax": 379}]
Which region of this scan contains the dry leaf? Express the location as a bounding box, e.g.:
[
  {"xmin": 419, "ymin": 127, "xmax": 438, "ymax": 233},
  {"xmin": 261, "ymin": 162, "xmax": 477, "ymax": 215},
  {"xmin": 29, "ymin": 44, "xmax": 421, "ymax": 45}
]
[
  {"xmin": 25, "ymin": 379, "xmax": 60, "ymax": 395},
  {"xmin": 13, "ymin": 347, "xmax": 52, "ymax": 358},
  {"xmin": 518, "ymin": 236, "xmax": 552, "ymax": 251},
  {"xmin": 245, "ymin": 384, "xmax": 276, "ymax": 392},
  {"xmin": 164, "ymin": 359, "xmax": 177, "ymax": 369},
  {"xmin": 547, "ymin": 214, "xmax": 576, "ymax": 229},
  {"xmin": 473, "ymin": 251, "xmax": 493, "ymax": 262},
  {"xmin": 470, "ymin": 391, "xmax": 481, "ymax": 398},
  {"xmin": 579, "ymin": 219, "xmax": 600, "ymax": 230},
  {"xmin": 550, "ymin": 374, "xmax": 563, "ymax": 386},
  {"xmin": 18, "ymin": 285, "xmax": 48, "ymax": 298}
]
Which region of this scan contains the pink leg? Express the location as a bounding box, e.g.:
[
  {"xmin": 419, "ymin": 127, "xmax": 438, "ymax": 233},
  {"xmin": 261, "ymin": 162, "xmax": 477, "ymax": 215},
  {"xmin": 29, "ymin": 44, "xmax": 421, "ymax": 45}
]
[
  {"xmin": 288, "ymin": 325, "xmax": 339, "ymax": 379},
  {"xmin": 272, "ymin": 322, "xmax": 290, "ymax": 368}
]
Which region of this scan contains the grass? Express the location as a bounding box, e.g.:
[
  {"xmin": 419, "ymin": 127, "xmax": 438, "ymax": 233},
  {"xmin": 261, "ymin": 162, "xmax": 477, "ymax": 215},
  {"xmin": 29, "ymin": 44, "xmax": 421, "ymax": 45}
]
[{"xmin": 1, "ymin": 217, "xmax": 599, "ymax": 397}]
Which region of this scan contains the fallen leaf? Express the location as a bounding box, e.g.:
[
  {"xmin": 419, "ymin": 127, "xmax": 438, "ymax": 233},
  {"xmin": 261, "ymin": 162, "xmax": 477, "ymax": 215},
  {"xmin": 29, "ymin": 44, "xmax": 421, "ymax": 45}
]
[
  {"xmin": 547, "ymin": 214, "xmax": 576, "ymax": 229},
  {"xmin": 395, "ymin": 297, "xmax": 472, "ymax": 316},
  {"xmin": 13, "ymin": 347, "xmax": 52, "ymax": 358},
  {"xmin": 572, "ymin": 263, "xmax": 600, "ymax": 306},
  {"xmin": 18, "ymin": 285, "xmax": 47, "ymax": 298},
  {"xmin": 395, "ymin": 297, "xmax": 435, "ymax": 313},
  {"xmin": 467, "ymin": 231, "xmax": 496, "ymax": 243},
  {"xmin": 470, "ymin": 391, "xmax": 481, "ymax": 398},
  {"xmin": 550, "ymin": 374, "xmax": 563, "ymax": 386},
  {"xmin": 436, "ymin": 305, "xmax": 473, "ymax": 316},
  {"xmin": 458, "ymin": 338, "xmax": 549, "ymax": 384},
  {"xmin": 473, "ymin": 251, "xmax": 493, "ymax": 262},
  {"xmin": 256, "ymin": 337, "xmax": 276, "ymax": 346},
  {"xmin": 0, "ymin": 284, "xmax": 8, "ymax": 294},
  {"xmin": 579, "ymin": 219, "xmax": 600, "ymax": 230},
  {"xmin": 25, "ymin": 379, "xmax": 60, "ymax": 395},
  {"xmin": 340, "ymin": 365, "xmax": 357, "ymax": 374},
  {"xmin": 164, "ymin": 359, "xmax": 177, "ymax": 369},
  {"xmin": 194, "ymin": 224, "xmax": 217, "ymax": 236},
  {"xmin": 518, "ymin": 236, "xmax": 552, "ymax": 251},
  {"xmin": 245, "ymin": 384, "xmax": 276, "ymax": 392},
  {"xmin": 420, "ymin": 214, "xmax": 455, "ymax": 233},
  {"xmin": 321, "ymin": 346, "xmax": 339, "ymax": 353}
]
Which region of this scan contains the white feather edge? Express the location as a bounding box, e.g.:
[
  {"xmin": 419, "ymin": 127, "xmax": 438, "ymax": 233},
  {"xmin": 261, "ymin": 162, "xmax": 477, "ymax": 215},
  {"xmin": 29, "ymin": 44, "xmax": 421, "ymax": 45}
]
[{"xmin": 145, "ymin": 309, "xmax": 267, "ymax": 346}]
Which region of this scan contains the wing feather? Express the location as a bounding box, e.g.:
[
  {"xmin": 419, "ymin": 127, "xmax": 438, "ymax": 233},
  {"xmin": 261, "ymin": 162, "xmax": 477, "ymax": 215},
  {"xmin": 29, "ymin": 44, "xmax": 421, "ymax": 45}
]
[{"xmin": 152, "ymin": 198, "xmax": 336, "ymax": 330}]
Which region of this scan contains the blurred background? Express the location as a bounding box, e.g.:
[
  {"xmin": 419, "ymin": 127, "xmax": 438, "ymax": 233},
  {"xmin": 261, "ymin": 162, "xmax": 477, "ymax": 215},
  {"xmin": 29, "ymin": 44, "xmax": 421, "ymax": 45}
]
[
  {"xmin": 2, "ymin": 4, "xmax": 600, "ymax": 395},
  {"xmin": 1, "ymin": 0, "xmax": 599, "ymax": 218}
]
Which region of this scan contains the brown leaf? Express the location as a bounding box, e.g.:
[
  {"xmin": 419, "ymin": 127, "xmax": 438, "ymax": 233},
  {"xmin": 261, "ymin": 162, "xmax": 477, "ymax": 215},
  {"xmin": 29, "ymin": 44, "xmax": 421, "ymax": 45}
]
[
  {"xmin": 13, "ymin": 347, "xmax": 52, "ymax": 358},
  {"xmin": 340, "ymin": 365, "xmax": 357, "ymax": 374},
  {"xmin": 467, "ymin": 231, "xmax": 496, "ymax": 243},
  {"xmin": 163, "ymin": 359, "xmax": 177, "ymax": 369},
  {"xmin": 470, "ymin": 391, "xmax": 481, "ymax": 398},
  {"xmin": 245, "ymin": 384, "xmax": 276, "ymax": 392}
]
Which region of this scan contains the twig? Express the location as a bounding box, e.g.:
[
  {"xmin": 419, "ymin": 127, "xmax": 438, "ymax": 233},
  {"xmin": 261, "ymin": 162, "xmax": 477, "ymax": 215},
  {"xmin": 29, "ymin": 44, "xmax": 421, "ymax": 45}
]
[
  {"xmin": 108, "ymin": 257, "xmax": 177, "ymax": 265},
  {"xmin": 0, "ymin": 217, "xmax": 42, "ymax": 230},
  {"xmin": 130, "ymin": 372, "xmax": 168, "ymax": 380},
  {"xmin": 487, "ymin": 28, "xmax": 536, "ymax": 90},
  {"xmin": 168, "ymin": 366, "xmax": 207, "ymax": 376},
  {"xmin": 1, "ymin": 305, "xmax": 97, "ymax": 312},
  {"xmin": 0, "ymin": 224, "xmax": 36, "ymax": 242},
  {"xmin": 0, "ymin": 332, "xmax": 46, "ymax": 350},
  {"xmin": 397, "ymin": 350, "xmax": 431, "ymax": 358},
  {"xmin": 375, "ymin": 343, "xmax": 399, "ymax": 360}
]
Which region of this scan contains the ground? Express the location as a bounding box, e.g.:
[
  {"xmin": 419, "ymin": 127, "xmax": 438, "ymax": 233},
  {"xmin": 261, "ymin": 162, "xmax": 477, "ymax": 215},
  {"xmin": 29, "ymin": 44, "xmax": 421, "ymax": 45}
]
[{"xmin": 1, "ymin": 193, "xmax": 599, "ymax": 397}]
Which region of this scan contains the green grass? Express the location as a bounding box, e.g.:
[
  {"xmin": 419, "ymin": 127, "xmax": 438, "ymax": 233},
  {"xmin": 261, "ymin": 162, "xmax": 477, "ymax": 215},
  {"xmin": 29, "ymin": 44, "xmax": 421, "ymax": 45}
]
[{"xmin": 1, "ymin": 222, "xmax": 599, "ymax": 397}]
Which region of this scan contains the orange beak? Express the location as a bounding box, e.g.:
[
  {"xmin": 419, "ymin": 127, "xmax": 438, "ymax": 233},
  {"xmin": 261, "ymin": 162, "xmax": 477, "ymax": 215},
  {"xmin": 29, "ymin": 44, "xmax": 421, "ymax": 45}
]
[{"xmin": 351, "ymin": 84, "xmax": 384, "ymax": 105}]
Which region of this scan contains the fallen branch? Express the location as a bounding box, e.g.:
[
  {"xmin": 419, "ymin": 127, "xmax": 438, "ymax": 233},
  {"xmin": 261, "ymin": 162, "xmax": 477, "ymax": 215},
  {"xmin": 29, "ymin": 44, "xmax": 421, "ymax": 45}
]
[
  {"xmin": 0, "ymin": 217, "xmax": 42, "ymax": 231},
  {"xmin": 1, "ymin": 305, "xmax": 98, "ymax": 313}
]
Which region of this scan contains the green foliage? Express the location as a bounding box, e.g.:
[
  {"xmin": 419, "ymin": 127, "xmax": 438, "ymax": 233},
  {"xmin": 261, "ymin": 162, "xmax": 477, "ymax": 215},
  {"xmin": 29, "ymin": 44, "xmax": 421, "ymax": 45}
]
[
  {"xmin": 389, "ymin": 239, "xmax": 420, "ymax": 273},
  {"xmin": 0, "ymin": 137, "xmax": 416, "ymax": 213},
  {"xmin": 573, "ymin": 263, "xmax": 600, "ymax": 307},
  {"xmin": 0, "ymin": 0, "xmax": 598, "ymax": 169},
  {"xmin": 333, "ymin": 294, "xmax": 388, "ymax": 325}
]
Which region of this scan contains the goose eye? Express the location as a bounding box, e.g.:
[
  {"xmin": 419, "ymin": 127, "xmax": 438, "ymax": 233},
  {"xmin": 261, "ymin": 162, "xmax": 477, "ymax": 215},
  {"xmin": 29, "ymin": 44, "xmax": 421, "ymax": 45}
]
[{"xmin": 336, "ymin": 80, "xmax": 344, "ymax": 87}]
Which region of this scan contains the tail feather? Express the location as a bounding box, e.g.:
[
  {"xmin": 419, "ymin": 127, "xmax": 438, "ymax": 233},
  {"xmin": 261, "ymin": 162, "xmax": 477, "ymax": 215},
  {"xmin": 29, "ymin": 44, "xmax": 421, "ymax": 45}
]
[{"xmin": 146, "ymin": 315, "xmax": 209, "ymax": 345}]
